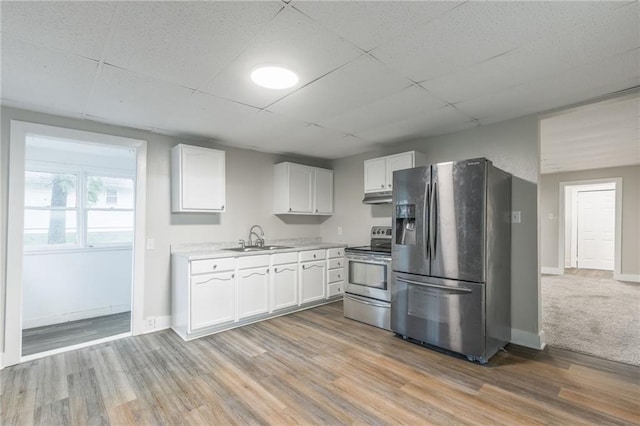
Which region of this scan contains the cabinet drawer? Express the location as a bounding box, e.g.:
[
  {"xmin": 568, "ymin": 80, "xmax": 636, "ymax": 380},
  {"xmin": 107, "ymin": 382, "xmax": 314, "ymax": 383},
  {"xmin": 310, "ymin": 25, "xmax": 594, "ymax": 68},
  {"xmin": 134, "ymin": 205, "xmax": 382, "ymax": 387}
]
[
  {"xmin": 272, "ymin": 252, "xmax": 298, "ymax": 266},
  {"xmin": 191, "ymin": 257, "xmax": 235, "ymax": 274},
  {"xmin": 237, "ymin": 255, "xmax": 269, "ymax": 269},
  {"xmin": 328, "ymin": 268, "xmax": 345, "ymax": 284},
  {"xmin": 328, "ymin": 283, "xmax": 344, "ymax": 297},
  {"xmin": 328, "ymin": 258, "xmax": 344, "ymax": 270},
  {"xmin": 300, "ymin": 250, "xmax": 325, "ymax": 262},
  {"xmin": 327, "ymin": 248, "xmax": 344, "ymax": 258}
]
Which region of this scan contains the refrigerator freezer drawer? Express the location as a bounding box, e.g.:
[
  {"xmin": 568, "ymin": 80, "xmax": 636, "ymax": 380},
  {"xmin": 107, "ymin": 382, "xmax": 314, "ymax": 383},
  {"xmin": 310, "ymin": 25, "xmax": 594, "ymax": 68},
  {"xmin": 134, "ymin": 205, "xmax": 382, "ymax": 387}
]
[{"xmin": 391, "ymin": 272, "xmax": 486, "ymax": 360}]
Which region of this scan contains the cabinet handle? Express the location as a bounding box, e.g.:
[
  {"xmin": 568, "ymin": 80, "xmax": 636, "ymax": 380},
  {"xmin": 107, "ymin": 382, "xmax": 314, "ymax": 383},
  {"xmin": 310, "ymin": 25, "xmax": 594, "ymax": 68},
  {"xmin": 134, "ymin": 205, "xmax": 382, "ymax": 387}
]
[
  {"xmin": 195, "ymin": 274, "xmax": 234, "ymax": 284},
  {"xmin": 337, "ymin": 262, "xmax": 341, "ymax": 266},
  {"xmin": 212, "ymin": 265, "xmax": 217, "ymax": 270},
  {"xmin": 337, "ymin": 274, "xmax": 341, "ymax": 279},
  {"xmin": 303, "ymin": 264, "xmax": 323, "ymax": 270},
  {"xmin": 313, "ymin": 254, "xmax": 316, "ymax": 258},
  {"xmin": 380, "ymin": 184, "xmax": 384, "ymax": 188},
  {"xmin": 388, "ymin": 184, "xmax": 391, "ymax": 188},
  {"xmin": 275, "ymin": 267, "xmax": 295, "ymax": 273},
  {"xmin": 289, "ymin": 208, "xmax": 292, "ymax": 212},
  {"xmin": 241, "ymin": 270, "xmax": 268, "ymax": 279},
  {"xmin": 315, "ymin": 209, "xmax": 318, "ymax": 212},
  {"xmin": 221, "ymin": 205, "xmax": 224, "ymax": 209}
]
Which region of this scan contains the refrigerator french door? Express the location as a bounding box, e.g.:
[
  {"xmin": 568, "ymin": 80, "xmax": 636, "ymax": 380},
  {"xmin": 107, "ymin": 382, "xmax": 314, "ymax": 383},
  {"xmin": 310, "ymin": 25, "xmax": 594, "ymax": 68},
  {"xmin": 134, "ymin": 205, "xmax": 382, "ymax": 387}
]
[{"xmin": 391, "ymin": 158, "xmax": 511, "ymax": 363}]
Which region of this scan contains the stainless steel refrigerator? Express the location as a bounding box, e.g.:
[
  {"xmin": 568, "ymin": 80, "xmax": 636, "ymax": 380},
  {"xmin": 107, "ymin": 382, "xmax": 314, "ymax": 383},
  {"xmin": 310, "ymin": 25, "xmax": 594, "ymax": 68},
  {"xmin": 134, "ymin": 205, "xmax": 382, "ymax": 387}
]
[{"xmin": 391, "ymin": 158, "xmax": 511, "ymax": 363}]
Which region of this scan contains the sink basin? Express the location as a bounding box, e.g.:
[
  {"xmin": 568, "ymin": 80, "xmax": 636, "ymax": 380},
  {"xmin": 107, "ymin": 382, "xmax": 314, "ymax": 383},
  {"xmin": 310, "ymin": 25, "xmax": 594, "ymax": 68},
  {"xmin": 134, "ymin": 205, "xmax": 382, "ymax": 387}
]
[{"xmin": 224, "ymin": 245, "xmax": 292, "ymax": 252}]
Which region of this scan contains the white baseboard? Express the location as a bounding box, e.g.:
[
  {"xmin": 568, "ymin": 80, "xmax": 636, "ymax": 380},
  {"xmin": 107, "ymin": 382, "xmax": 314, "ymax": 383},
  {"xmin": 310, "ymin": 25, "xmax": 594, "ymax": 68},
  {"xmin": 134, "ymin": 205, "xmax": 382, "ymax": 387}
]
[
  {"xmin": 541, "ymin": 267, "xmax": 563, "ymax": 275},
  {"xmin": 0, "ymin": 352, "xmax": 4, "ymax": 370},
  {"xmin": 511, "ymin": 328, "xmax": 545, "ymax": 350},
  {"xmin": 22, "ymin": 304, "xmax": 131, "ymax": 329},
  {"xmin": 142, "ymin": 315, "xmax": 171, "ymax": 334},
  {"xmin": 614, "ymin": 273, "xmax": 640, "ymax": 283}
]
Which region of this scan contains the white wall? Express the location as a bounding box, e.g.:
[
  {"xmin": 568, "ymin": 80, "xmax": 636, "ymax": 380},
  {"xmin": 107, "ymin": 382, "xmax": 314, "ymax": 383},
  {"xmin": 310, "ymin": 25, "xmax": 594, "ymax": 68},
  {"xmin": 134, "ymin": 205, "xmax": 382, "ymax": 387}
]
[
  {"xmin": 22, "ymin": 249, "xmax": 133, "ymax": 328},
  {"xmin": 540, "ymin": 165, "xmax": 640, "ymax": 276},
  {"xmin": 322, "ymin": 116, "xmax": 542, "ymax": 347},
  {"xmin": 0, "ymin": 106, "xmax": 330, "ymax": 353}
]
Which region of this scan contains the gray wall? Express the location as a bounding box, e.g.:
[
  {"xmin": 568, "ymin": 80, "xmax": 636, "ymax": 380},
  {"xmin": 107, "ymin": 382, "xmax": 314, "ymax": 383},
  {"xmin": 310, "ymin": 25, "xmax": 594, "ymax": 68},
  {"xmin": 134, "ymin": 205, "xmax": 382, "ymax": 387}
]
[
  {"xmin": 540, "ymin": 165, "xmax": 640, "ymax": 275},
  {"xmin": 322, "ymin": 116, "xmax": 541, "ymax": 342},
  {"xmin": 0, "ymin": 106, "xmax": 329, "ymax": 352}
]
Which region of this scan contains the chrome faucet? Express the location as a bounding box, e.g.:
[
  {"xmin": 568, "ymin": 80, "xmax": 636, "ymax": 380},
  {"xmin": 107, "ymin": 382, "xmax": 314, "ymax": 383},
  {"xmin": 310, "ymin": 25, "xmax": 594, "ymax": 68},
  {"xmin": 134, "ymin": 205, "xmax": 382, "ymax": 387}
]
[{"xmin": 248, "ymin": 224, "xmax": 265, "ymax": 247}]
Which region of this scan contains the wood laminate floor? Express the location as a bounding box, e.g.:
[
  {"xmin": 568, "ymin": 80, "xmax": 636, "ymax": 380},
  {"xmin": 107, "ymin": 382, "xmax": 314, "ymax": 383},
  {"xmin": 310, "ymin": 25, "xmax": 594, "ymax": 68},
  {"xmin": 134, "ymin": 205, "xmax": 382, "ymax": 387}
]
[
  {"xmin": 3, "ymin": 302, "xmax": 639, "ymax": 425},
  {"xmin": 22, "ymin": 312, "xmax": 131, "ymax": 356}
]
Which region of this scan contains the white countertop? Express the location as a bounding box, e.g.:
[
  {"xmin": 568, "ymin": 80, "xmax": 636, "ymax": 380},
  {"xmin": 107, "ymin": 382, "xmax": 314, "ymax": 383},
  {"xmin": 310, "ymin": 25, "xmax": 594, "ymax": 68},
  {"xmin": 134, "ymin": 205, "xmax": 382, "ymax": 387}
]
[{"xmin": 171, "ymin": 240, "xmax": 346, "ymax": 261}]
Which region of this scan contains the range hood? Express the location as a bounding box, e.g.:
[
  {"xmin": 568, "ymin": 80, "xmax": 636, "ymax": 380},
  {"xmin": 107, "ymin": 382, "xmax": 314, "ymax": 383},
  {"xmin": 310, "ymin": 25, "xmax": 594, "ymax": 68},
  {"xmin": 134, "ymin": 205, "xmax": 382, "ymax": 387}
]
[{"xmin": 362, "ymin": 191, "xmax": 393, "ymax": 204}]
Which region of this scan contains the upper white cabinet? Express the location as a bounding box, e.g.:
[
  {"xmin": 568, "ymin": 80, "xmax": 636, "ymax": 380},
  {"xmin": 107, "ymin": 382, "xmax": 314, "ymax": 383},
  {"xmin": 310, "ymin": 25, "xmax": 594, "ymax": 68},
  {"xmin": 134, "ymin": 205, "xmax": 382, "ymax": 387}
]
[
  {"xmin": 274, "ymin": 162, "xmax": 333, "ymax": 215},
  {"xmin": 171, "ymin": 144, "xmax": 225, "ymax": 212},
  {"xmin": 364, "ymin": 151, "xmax": 417, "ymax": 193}
]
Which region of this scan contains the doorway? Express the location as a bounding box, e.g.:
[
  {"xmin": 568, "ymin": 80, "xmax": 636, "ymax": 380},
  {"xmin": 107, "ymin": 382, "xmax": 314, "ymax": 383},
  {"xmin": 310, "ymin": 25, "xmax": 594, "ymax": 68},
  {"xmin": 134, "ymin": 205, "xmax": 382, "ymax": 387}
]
[
  {"xmin": 564, "ymin": 182, "xmax": 616, "ymax": 272},
  {"xmin": 5, "ymin": 121, "xmax": 147, "ymax": 366}
]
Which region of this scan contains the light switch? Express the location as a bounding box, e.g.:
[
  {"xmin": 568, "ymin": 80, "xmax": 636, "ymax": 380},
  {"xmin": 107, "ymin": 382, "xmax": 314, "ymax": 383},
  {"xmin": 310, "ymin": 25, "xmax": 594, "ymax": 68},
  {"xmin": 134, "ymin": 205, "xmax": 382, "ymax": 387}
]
[
  {"xmin": 511, "ymin": 211, "xmax": 521, "ymax": 223},
  {"xmin": 337, "ymin": 226, "xmax": 343, "ymax": 235},
  {"xmin": 146, "ymin": 238, "xmax": 155, "ymax": 250}
]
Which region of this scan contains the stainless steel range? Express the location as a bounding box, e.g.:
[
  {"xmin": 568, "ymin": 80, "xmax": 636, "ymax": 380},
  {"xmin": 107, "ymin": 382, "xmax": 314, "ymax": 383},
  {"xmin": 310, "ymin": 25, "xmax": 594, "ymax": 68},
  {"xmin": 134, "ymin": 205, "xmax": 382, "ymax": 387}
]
[{"xmin": 343, "ymin": 226, "xmax": 392, "ymax": 330}]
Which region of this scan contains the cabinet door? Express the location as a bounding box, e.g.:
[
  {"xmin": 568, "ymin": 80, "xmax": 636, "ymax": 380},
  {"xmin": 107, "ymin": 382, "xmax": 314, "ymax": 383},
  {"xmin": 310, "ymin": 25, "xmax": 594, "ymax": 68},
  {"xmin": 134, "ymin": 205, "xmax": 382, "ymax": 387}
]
[
  {"xmin": 272, "ymin": 264, "xmax": 298, "ymax": 311},
  {"xmin": 288, "ymin": 164, "xmax": 314, "ymax": 213},
  {"xmin": 364, "ymin": 157, "xmax": 387, "ymax": 193},
  {"xmin": 385, "ymin": 152, "xmax": 414, "ymax": 190},
  {"xmin": 190, "ymin": 271, "xmax": 235, "ymax": 330},
  {"xmin": 238, "ymin": 266, "xmax": 269, "ymax": 319},
  {"xmin": 177, "ymin": 145, "xmax": 225, "ymax": 211},
  {"xmin": 314, "ymin": 168, "xmax": 333, "ymax": 214},
  {"xmin": 300, "ymin": 261, "xmax": 326, "ymax": 304}
]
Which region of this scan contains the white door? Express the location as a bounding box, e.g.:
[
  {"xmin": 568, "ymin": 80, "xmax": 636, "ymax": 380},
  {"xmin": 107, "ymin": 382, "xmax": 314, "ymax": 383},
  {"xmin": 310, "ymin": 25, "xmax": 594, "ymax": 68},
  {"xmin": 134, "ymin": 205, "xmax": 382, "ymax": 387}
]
[
  {"xmin": 288, "ymin": 164, "xmax": 314, "ymax": 213},
  {"xmin": 364, "ymin": 157, "xmax": 387, "ymax": 192},
  {"xmin": 314, "ymin": 168, "xmax": 333, "ymax": 214},
  {"xmin": 577, "ymin": 190, "xmax": 615, "ymax": 270}
]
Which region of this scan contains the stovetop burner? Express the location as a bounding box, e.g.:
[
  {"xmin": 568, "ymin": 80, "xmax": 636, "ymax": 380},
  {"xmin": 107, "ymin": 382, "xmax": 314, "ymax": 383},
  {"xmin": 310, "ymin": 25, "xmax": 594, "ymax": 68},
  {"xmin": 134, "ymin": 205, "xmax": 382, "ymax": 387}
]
[{"xmin": 345, "ymin": 226, "xmax": 392, "ymax": 256}]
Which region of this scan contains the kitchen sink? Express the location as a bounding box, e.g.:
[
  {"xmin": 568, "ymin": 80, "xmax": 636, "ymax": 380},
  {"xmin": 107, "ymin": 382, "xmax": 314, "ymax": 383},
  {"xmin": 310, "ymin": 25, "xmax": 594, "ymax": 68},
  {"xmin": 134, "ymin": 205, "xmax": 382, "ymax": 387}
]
[{"xmin": 223, "ymin": 245, "xmax": 292, "ymax": 252}]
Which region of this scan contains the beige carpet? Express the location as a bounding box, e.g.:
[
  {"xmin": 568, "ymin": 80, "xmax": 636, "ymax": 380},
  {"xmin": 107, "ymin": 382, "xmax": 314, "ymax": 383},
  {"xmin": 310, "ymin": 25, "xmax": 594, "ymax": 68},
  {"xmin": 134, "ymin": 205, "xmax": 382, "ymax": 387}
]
[{"xmin": 542, "ymin": 273, "xmax": 640, "ymax": 366}]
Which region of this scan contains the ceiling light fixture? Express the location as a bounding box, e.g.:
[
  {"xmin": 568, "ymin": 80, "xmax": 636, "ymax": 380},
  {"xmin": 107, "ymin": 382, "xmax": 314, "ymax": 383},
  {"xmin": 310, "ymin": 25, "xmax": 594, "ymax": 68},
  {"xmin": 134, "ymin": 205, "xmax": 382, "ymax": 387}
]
[{"xmin": 251, "ymin": 66, "xmax": 298, "ymax": 89}]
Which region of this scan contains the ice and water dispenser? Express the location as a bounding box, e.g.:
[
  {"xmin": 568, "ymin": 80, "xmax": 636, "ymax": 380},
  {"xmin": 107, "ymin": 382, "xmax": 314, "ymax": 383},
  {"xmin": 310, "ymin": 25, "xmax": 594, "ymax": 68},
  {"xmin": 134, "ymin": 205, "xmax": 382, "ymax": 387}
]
[{"xmin": 395, "ymin": 204, "xmax": 416, "ymax": 245}]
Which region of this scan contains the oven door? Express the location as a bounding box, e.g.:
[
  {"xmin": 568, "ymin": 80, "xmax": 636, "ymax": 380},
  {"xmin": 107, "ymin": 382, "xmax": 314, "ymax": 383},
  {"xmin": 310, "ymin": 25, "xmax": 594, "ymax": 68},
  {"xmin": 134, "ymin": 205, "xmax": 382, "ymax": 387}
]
[
  {"xmin": 391, "ymin": 271, "xmax": 485, "ymax": 359},
  {"xmin": 345, "ymin": 253, "xmax": 391, "ymax": 302}
]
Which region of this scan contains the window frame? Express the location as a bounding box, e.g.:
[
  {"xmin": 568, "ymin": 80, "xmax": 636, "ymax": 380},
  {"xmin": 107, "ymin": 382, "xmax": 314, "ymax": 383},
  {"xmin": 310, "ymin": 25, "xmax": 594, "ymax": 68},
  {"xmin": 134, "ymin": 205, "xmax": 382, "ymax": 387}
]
[{"xmin": 24, "ymin": 160, "xmax": 135, "ymax": 253}]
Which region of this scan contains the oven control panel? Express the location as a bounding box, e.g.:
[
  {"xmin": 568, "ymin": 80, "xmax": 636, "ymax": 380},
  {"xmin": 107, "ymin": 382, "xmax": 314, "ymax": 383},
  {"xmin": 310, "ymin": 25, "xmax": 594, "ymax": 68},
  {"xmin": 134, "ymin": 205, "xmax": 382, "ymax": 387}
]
[{"xmin": 370, "ymin": 226, "xmax": 392, "ymax": 239}]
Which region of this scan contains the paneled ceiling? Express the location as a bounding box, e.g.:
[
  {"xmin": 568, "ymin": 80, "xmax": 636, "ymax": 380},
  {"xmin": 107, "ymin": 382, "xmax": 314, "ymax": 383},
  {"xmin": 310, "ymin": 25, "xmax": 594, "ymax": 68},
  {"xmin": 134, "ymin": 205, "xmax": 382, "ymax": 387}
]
[
  {"xmin": 1, "ymin": 1, "xmax": 639, "ymax": 160},
  {"xmin": 540, "ymin": 92, "xmax": 640, "ymax": 174}
]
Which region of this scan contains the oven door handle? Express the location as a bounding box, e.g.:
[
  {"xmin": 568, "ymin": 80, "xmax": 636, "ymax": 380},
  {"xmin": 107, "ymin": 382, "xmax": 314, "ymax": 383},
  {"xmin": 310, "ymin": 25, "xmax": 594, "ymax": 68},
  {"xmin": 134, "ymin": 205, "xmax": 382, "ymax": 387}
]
[
  {"xmin": 344, "ymin": 294, "xmax": 390, "ymax": 308},
  {"xmin": 345, "ymin": 257, "xmax": 390, "ymax": 266},
  {"xmin": 396, "ymin": 278, "xmax": 472, "ymax": 293}
]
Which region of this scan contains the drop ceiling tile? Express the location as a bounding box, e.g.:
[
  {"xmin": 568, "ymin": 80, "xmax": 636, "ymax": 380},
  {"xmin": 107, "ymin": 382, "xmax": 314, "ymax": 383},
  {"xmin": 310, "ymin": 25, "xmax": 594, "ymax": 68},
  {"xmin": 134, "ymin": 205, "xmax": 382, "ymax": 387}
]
[
  {"xmin": 292, "ymin": 1, "xmax": 462, "ymax": 51},
  {"xmin": 159, "ymin": 91, "xmax": 260, "ymax": 141},
  {"xmin": 422, "ymin": 2, "xmax": 640, "ymax": 104},
  {"xmin": 373, "ymin": 1, "xmax": 617, "ymax": 82},
  {"xmin": 354, "ymin": 105, "xmax": 472, "ymax": 143},
  {"xmin": 1, "ymin": 36, "xmax": 97, "ymax": 114},
  {"xmin": 0, "ymin": 2, "xmax": 115, "ymax": 60},
  {"xmin": 275, "ymin": 124, "xmax": 375, "ymax": 159},
  {"xmin": 318, "ymin": 85, "xmax": 446, "ymax": 134},
  {"xmin": 86, "ymin": 64, "xmax": 194, "ymax": 130},
  {"xmin": 226, "ymin": 110, "xmax": 309, "ymax": 148},
  {"xmin": 268, "ymin": 55, "xmax": 410, "ymax": 123},
  {"xmin": 200, "ymin": 8, "xmax": 361, "ymax": 109},
  {"xmin": 103, "ymin": 2, "xmax": 281, "ymax": 89}
]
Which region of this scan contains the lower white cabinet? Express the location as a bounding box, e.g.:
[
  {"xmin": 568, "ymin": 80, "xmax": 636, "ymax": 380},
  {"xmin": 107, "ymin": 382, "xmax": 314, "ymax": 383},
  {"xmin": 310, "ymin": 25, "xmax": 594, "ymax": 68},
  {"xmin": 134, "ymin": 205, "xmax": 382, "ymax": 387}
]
[
  {"xmin": 300, "ymin": 260, "xmax": 326, "ymax": 304},
  {"xmin": 190, "ymin": 271, "xmax": 236, "ymax": 330},
  {"xmin": 172, "ymin": 246, "xmax": 344, "ymax": 341},
  {"xmin": 271, "ymin": 264, "xmax": 298, "ymax": 312}
]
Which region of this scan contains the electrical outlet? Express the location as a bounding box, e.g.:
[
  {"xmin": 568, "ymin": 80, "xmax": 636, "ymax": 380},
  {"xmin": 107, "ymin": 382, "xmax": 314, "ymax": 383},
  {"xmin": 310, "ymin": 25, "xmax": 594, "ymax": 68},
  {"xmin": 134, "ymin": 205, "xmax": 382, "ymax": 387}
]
[
  {"xmin": 146, "ymin": 318, "xmax": 156, "ymax": 329},
  {"xmin": 146, "ymin": 238, "xmax": 155, "ymax": 250},
  {"xmin": 511, "ymin": 211, "xmax": 521, "ymax": 223},
  {"xmin": 337, "ymin": 226, "xmax": 343, "ymax": 236}
]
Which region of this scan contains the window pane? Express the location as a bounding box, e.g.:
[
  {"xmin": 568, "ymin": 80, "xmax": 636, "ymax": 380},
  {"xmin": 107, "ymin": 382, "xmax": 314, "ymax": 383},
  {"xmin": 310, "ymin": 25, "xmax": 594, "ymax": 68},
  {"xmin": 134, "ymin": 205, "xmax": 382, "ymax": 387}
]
[
  {"xmin": 24, "ymin": 209, "xmax": 77, "ymax": 246},
  {"xmin": 87, "ymin": 210, "xmax": 134, "ymax": 245},
  {"xmin": 87, "ymin": 176, "xmax": 134, "ymax": 209},
  {"xmin": 25, "ymin": 171, "xmax": 77, "ymax": 208}
]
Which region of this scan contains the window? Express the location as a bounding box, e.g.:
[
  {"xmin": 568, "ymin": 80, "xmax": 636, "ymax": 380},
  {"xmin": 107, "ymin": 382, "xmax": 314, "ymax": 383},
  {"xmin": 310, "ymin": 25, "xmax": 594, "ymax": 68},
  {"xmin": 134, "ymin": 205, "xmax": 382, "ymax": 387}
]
[{"xmin": 24, "ymin": 168, "xmax": 134, "ymax": 250}]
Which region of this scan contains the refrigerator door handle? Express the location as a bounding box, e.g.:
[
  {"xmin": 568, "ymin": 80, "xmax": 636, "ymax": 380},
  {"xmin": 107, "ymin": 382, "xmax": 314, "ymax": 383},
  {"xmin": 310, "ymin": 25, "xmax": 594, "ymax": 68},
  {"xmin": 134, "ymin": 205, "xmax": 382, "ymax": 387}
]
[
  {"xmin": 424, "ymin": 182, "xmax": 430, "ymax": 258},
  {"xmin": 429, "ymin": 181, "xmax": 437, "ymax": 257},
  {"xmin": 396, "ymin": 277, "xmax": 472, "ymax": 293}
]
